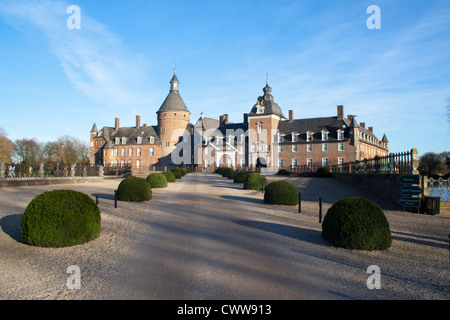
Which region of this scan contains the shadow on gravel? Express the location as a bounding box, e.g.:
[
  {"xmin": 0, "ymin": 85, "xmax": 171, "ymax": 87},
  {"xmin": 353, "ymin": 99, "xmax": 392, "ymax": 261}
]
[
  {"xmin": 233, "ymin": 219, "xmax": 330, "ymax": 247},
  {"xmin": 221, "ymin": 195, "xmax": 264, "ymax": 204},
  {"xmin": 0, "ymin": 214, "xmax": 24, "ymax": 243},
  {"xmin": 92, "ymin": 193, "xmax": 115, "ymax": 201}
]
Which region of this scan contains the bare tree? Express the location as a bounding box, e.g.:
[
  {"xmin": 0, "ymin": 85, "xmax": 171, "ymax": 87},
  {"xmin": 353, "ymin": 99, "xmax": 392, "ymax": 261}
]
[
  {"xmin": 43, "ymin": 136, "xmax": 89, "ymax": 164},
  {"xmin": 13, "ymin": 138, "xmax": 43, "ymax": 166},
  {"xmin": 0, "ymin": 128, "xmax": 15, "ymax": 163}
]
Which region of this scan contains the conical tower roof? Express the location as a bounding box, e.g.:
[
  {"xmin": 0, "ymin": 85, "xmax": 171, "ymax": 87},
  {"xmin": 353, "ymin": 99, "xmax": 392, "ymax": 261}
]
[{"xmin": 157, "ymin": 73, "xmax": 190, "ymax": 113}]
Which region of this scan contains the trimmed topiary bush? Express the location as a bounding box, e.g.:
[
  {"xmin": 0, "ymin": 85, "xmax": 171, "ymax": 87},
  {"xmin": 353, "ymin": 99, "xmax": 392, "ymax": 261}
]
[
  {"xmin": 117, "ymin": 177, "xmax": 152, "ymax": 202},
  {"xmin": 276, "ymin": 169, "xmax": 290, "ymax": 176},
  {"xmin": 316, "ymin": 166, "xmax": 331, "ymax": 178},
  {"xmin": 215, "ymin": 167, "xmax": 225, "ymax": 175},
  {"xmin": 243, "ymin": 172, "xmax": 268, "ymax": 191},
  {"xmin": 146, "ymin": 172, "xmax": 168, "ymax": 188},
  {"xmin": 264, "ymin": 181, "xmax": 298, "ymax": 205},
  {"xmin": 233, "ymin": 172, "xmax": 248, "ymax": 183},
  {"xmin": 162, "ymin": 171, "xmax": 176, "ymax": 182},
  {"xmin": 171, "ymin": 168, "xmax": 183, "ymax": 179},
  {"xmin": 321, "ymin": 197, "xmax": 392, "ymax": 251},
  {"xmin": 179, "ymin": 168, "xmax": 188, "ymax": 176},
  {"xmin": 20, "ymin": 190, "xmax": 101, "ymax": 248},
  {"xmin": 221, "ymin": 167, "xmax": 236, "ymax": 179}
]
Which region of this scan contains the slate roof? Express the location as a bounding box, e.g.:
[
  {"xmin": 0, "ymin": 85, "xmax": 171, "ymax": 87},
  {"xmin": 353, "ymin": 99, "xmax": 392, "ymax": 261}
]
[
  {"xmin": 157, "ymin": 74, "xmax": 190, "ymax": 113},
  {"xmin": 248, "ymin": 83, "xmax": 286, "ymax": 119},
  {"xmin": 96, "ymin": 125, "xmax": 161, "ymax": 148}
]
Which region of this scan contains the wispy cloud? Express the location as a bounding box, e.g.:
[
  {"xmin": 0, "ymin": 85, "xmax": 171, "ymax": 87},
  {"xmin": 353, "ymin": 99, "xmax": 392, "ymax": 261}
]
[{"xmin": 0, "ymin": 0, "xmax": 153, "ymax": 108}]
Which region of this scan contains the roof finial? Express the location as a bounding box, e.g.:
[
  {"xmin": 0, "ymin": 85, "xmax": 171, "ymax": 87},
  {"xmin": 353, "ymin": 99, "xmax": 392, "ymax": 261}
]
[
  {"xmin": 265, "ymin": 70, "xmax": 269, "ymax": 84},
  {"xmin": 173, "ymin": 63, "xmax": 177, "ymax": 75}
]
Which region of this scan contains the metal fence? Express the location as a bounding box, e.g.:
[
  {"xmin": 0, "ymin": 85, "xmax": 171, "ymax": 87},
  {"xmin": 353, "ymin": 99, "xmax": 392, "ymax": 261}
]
[{"xmin": 331, "ymin": 150, "xmax": 416, "ymax": 175}]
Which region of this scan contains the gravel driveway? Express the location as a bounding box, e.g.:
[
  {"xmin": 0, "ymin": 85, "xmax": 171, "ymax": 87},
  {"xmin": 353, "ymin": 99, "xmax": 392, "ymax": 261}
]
[{"xmin": 0, "ymin": 173, "xmax": 448, "ymax": 300}]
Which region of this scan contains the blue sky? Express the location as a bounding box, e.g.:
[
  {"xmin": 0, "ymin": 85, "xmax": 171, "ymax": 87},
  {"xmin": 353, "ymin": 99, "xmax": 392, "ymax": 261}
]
[{"xmin": 0, "ymin": 0, "xmax": 449, "ymax": 155}]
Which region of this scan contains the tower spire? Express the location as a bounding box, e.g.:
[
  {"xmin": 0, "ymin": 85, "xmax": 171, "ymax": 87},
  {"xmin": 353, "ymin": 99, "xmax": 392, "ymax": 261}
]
[
  {"xmin": 173, "ymin": 63, "xmax": 177, "ymax": 75},
  {"xmin": 265, "ymin": 70, "xmax": 269, "ymax": 84}
]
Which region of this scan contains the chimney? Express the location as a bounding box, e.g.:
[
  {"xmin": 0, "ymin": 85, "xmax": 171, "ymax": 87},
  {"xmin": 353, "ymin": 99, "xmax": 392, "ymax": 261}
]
[
  {"xmin": 337, "ymin": 105, "xmax": 344, "ymax": 120},
  {"xmin": 347, "ymin": 115, "xmax": 353, "ymax": 121},
  {"xmin": 289, "ymin": 110, "xmax": 294, "ymax": 123},
  {"xmin": 360, "ymin": 122, "xmax": 365, "ymax": 129},
  {"xmin": 136, "ymin": 115, "xmax": 141, "ymax": 128},
  {"xmin": 220, "ymin": 114, "xmax": 229, "ymax": 125},
  {"xmin": 143, "ymin": 123, "xmax": 147, "ymax": 127},
  {"xmin": 368, "ymin": 126, "xmax": 373, "ymax": 132},
  {"xmin": 115, "ymin": 117, "xmax": 120, "ymax": 130}
]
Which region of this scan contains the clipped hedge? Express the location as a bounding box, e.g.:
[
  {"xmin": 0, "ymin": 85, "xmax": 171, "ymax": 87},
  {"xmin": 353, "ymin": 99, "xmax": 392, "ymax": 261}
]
[
  {"xmin": 162, "ymin": 171, "xmax": 176, "ymax": 183},
  {"xmin": 117, "ymin": 177, "xmax": 152, "ymax": 202},
  {"xmin": 146, "ymin": 172, "xmax": 168, "ymax": 188},
  {"xmin": 316, "ymin": 167, "xmax": 331, "ymax": 178},
  {"xmin": 20, "ymin": 190, "xmax": 101, "ymax": 248},
  {"xmin": 321, "ymin": 197, "xmax": 392, "ymax": 250},
  {"xmin": 264, "ymin": 181, "xmax": 298, "ymax": 205},
  {"xmin": 215, "ymin": 167, "xmax": 225, "ymax": 175},
  {"xmin": 221, "ymin": 167, "xmax": 236, "ymax": 179},
  {"xmin": 243, "ymin": 172, "xmax": 268, "ymax": 191},
  {"xmin": 171, "ymin": 168, "xmax": 183, "ymax": 179},
  {"xmin": 233, "ymin": 172, "xmax": 248, "ymax": 183}
]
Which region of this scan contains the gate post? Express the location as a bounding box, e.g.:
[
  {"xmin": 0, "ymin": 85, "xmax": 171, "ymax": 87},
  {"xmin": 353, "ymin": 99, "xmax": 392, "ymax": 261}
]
[{"xmin": 411, "ymin": 148, "xmax": 419, "ymax": 174}]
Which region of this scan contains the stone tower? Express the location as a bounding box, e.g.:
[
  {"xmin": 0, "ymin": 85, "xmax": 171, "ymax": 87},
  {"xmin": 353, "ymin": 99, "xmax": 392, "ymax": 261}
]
[{"xmin": 157, "ymin": 72, "xmax": 191, "ymax": 166}]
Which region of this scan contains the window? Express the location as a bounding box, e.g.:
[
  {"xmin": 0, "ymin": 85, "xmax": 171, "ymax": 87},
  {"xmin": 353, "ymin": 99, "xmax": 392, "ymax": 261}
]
[
  {"xmin": 322, "ymin": 131, "xmax": 328, "ymax": 141},
  {"xmin": 278, "ymin": 144, "xmax": 283, "ymax": 152},
  {"xmin": 307, "ymin": 144, "xmax": 312, "ymax": 152},
  {"xmin": 121, "ymin": 160, "xmax": 125, "ymax": 167},
  {"xmin": 96, "ymin": 140, "xmax": 98, "ymax": 146},
  {"xmin": 150, "ymin": 147, "xmax": 154, "ymax": 156},
  {"xmin": 292, "ymin": 144, "xmax": 297, "ymax": 152},
  {"xmin": 257, "ymin": 107, "xmax": 264, "ymax": 114},
  {"xmin": 338, "ymin": 130, "xmax": 344, "ymax": 140},
  {"xmin": 165, "ymin": 142, "xmax": 170, "ymax": 147},
  {"xmin": 251, "ymin": 144, "xmax": 256, "ymax": 152},
  {"xmin": 137, "ymin": 137, "xmax": 142, "ymax": 144},
  {"xmin": 136, "ymin": 160, "xmax": 141, "ymax": 169},
  {"xmin": 137, "ymin": 148, "xmax": 141, "ymax": 156},
  {"xmin": 161, "ymin": 127, "xmax": 165, "ymax": 133},
  {"xmin": 322, "ymin": 143, "xmax": 328, "ymax": 151},
  {"xmin": 240, "ymin": 158, "xmax": 245, "ymax": 167},
  {"xmin": 115, "ymin": 138, "xmax": 120, "ymax": 144},
  {"xmin": 128, "ymin": 160, "xmax": 132, "ymax": 167},
  {"xmin": 121, "ymin": 148, "xmax": 125, "ymax": 156},
  {"xmin": 115, "ymin": 149, "xmax": 118, "ymax": 156},
  {"xmin": 322, "ymin": 158, "xmax": 328, "ymax": 167},
  {"xmin": 338, "ymin": 142, "xmax": 344, "ymax": 151},
  {"xmin": 257, "ymin": 123, "xmax": 263, "ymax": 134},
  {"xmin": 292, "ymin": 158, "xmax": 298, "ymax": 167},
  {"xmin": 111, "ymin": 150, "xmax": 114, "ymax": 157},
  {"xmin": 306, "ymin": 132, "xmax": 313, "ymax": 142},
  {"xmin": 205, "ymin": 159, "xmax": 210, "ymax": 167},
  {"xmin": 338, "ymin": 157, "xmax": 345, "ymax": 165},
  {"xmin": 150, "ymin": 136, "xmax": 154, "ymax": 144},
  {"xmin": 279, "ymin": 135, "xmax": 284, "ymax": 143},
  {"xmin": 292, "ymin": 134, "xmax": 298, "ymax": 142},
  {"xmin": 129, "ymin": 148, "xmax": 133, "ymax": 156},
  {"xmin": 279, "ymin": 159, "xmax": 284, "ymax": 167},
  {"xmin": 122, "ymin": 137, "xmax": 127, "ymax": 144},
  {"xmin": 307, "ymin": 158, "xmax": 313, "ymax": 168}
]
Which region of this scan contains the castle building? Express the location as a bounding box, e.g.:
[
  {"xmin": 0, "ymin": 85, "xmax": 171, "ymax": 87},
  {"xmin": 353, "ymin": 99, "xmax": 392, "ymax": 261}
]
[{"xmin": 90, "ymin": 73, "xmax": 389, "ymax": 172}]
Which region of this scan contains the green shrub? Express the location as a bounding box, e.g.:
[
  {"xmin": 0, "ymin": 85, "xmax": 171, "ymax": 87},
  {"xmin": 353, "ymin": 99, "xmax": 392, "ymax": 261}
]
[
  {"xmin": 243, "ymin": 172, "xmax": 268, "ymax": 191},
  {"xmin": 276, "ymin": 169, "xmax": 290, "ymax": 176},
  {"xmin": 146, "ymin": 172, "xmax": 168, "ymax": 188},
  {"xmin": 179, "ymin": 168, "xmax": 188, "ymax": 176},
  {"xmin": 171, "ymin": 168, "xmax": 183, "ymax": 179},
  {"xmin": 20, "ymin": 190, "xmax": 101, "ymax": 248},
  {"xmin": 215, "ymin": 167, "xmax": 225, "ymax": 175},
  {"xmin": 316, "ymin": 167, "xmax": 331, "ymax": 178},
  {"xmin": 185, "ymin": 167, "xmax": 191, "ymax": 173},
  {"xmin": 321, "ymin": 197, "xmax": 392, "ymax": 250},
  {"xmin": 221, "ymin": 167, "xmax": 235, "ymax": 179},
  {"xmin": 264, "ymin": 181, "xmax": 298, "ymax": 205},
  {"xmin": 117, "ymin": 177, "xmax": 152, "ymax": 202},
  {"xmin": 162, "ymin": 171, "xmax": 176, "ymax": 183},
  {"xmin": 233, "ymin": 172, "xmax": 248, "ymax": 183}
]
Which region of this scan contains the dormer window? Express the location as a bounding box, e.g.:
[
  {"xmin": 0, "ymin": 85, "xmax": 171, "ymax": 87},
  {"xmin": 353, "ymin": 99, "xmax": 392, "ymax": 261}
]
[
  {"xmin": 292, "ymin": 133, "xmax": 298, "ymax": 142},
  {"xmin": 137, "ymin": 137, "xmax": 142, "ymax": 144},
  {"xmin": 337, "ymin": 130, "xmax": 344, "ymax": 140},
  {"xmin": 115, "ymin": 138, "xmax": 120, "ymax": 145},
  {"xmin": 306, "ymin": 131, "xmax": 313, "ymax": 142},
  {"xmin": 122, "ymin": 137, "xmax": 127, "ymax": 144},
  {"xmin": 278, "ymin": 134, "xmax": 284, "ymax": 143},
  {"xmin": 150, "ymin": 136, "xmax": 154, "ymax": 144},
  {"xmin": 257, "ymin": 107, "xmax": 264, "ymax": 114},
  {"xmin": 322, "ymin": 130, "xmax": 328, "ymax": 141}
]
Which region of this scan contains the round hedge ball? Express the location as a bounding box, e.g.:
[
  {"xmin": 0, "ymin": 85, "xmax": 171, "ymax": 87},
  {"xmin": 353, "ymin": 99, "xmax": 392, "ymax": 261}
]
[
  {"xmin": 20, "ymin": 190, "xmax": 101, "ymax": 248},
  {"xmin": 264, "ymin": 181, "xmax": 298, "ymax": 205},
  {"xmin": 321, "ymin": 197, "xmax": 392, "ymax": 250},
  {"xmin": 171, "ymin": 168, "xmax": 183, "ymax": 179},
  {"xmin": 146, "ymin": 172, "xmax": 168, "ymax": 188},
  {"xmin": 162, "ymin": 171, "xmax": 176, "ymax": 183},
  {"xmin": 117, "ymin": 177, "xmax": 152, "ymax": 202},
  {"xmin": 243, "ymin": 172, "xmax": 268, "ymax": 191},
  {"xmin": 233, "ymin": 172, "xmax": 248, "ymax": 184}
]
